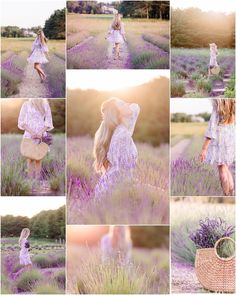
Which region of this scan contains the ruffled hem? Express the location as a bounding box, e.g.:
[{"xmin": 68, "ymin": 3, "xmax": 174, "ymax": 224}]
[{"xmin": 27, "ymin": 50, "xmax": 48, "ymax": 64}]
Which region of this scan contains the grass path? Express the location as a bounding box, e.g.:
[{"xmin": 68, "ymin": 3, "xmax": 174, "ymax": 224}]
[
  {"xmin": 171, "ymin": 262, "xmax": 205, "ymax": 293},
  {"xmin": 12, "ymin": 63, "xmax": 51, "ymax": 98},
  {"xmin": 171, "ymin": 138, "xmax": 191, "ymax": 162}
]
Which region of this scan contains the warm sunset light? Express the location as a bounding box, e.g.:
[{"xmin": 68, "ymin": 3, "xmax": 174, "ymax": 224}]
[
  {"xmin": 172, "ymin": 0, "xmax": 235, "ymax": 13},
  {"xmin": 67, "ymin": 70, "xmax": 169, "ymax": 91},
  {"xmin": 0, "ymin": 197, "xmax": 65, "ymax": 218},
  {"xmin": 67, "ymin": 225, "xmax": 108, "ymax": 245}
]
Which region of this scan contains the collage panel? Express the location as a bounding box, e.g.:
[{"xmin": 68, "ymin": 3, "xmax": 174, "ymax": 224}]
[
  {"xmin": 66, "ymin": 225, "xmax": 169, "ymax": 294},
  {"xmin": 1, "ymin": 98, "xmax": 66, "ymax": 196},
  {"xmin": 1, "ymin": 0, "xmax": 66, "ymax": 99},
  {"xmin": 171, "ymin": 197, "xmax": 235, "ymax": 293},
  {"xmin": 171, "ymin": 0, "xmax": 235, "ymax": 98},
  {"xmin": 1, "ymin": 197, "xmax": 66, "ymax": 294},
  {"xmin": 170, "ymin": 98, "xmax": 236, "ymax": 197},
  {"xmin": 66, "ymin": 0, "xmax": 170, "ymax": 69},
  {"xmin": 66, "ymin": 70, "xmax": 170, "ymax": 224}
]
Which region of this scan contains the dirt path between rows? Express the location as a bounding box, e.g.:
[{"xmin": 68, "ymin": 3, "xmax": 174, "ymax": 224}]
[
  {"xmin": 104, "ymin": 41, "xmax": 131, "ymax": 69},
  {"xmin": 171, "ymin": 262, "xmax": 205, "ymax": 293},
  {"xmin": 171, "ymin": 138, "xmax": 191, "ymax": 162},
  {"xmin": 12, "ymin": 63, "xmax": 51, "ymax": 98}
]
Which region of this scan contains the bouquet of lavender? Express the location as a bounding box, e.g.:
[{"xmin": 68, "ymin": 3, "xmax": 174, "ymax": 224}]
[
  {"xmin": 42, "ymin": 132, "xmax": 53, "ymax": 146},
  {"xmin": 190, "ymin": 217, "xmax": 235, "ymax": 249}
]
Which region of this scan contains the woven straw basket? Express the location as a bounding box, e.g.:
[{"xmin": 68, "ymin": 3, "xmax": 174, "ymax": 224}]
[
  {"xmin": 211, "ymin": 65, "xmax": 220, "ymax": 75},
  {"xmin": 20, "ymin": 138, "xmax": 48, "ymax": 161},
  {"xmin": 195, "ymin": 237, "xmax": 235, "ymax": 293}
]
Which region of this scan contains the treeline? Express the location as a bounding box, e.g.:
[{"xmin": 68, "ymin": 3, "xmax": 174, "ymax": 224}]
[
  {"xmin": 67, "ymin": 77, "xmax": 169, "ymax": 146},
  {"xmin": 1, "ymin": 99, "xmax": 65, "ymax": 134},
  {"xmin": 1, "ymin": 8, "xmax": 65, "ymax": 39},
  {"xmin": 67, "ymin": 1, "xmax": 169, "ymax": 19},
  {"xmin": 171, "ymin": 8, "xmax": 235, "ymax": 48},
  {"xmin": 131, "ymin": 226, "xmax": 169, "ymax": 248},
  {"xmin": 171, "ymin": 112, "xmax": 210, "ymax": 122},
  {"xmin": 1, "ymin": 206, "xmax": 65, "ymax": 240}
]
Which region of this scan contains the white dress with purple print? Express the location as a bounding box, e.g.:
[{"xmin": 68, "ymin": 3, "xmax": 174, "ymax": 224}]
[
  {"xmin": 205, "ymin": 102, "xmax": 235, "ymax": 165},
  {"xmin": 209, "ymin": 48, "xmax": 218, "ymax": 67},
  {"xmin": 107, "ymin": 22, "xmax": 125, "ymax": 44},
  {"xmin": 95, "ymin": 103, "xmax": 140, "ymax": 197},
  {"xmin": 27, "ymin": 38, "xmax": 49, "ymax": 64},
  {"xmin": 18, "ymin": 101, "xmax": 54, "ymax": 142},
  {"xmin": 19, "ymin": 238, "xmax": 32, "ymax": 265}
]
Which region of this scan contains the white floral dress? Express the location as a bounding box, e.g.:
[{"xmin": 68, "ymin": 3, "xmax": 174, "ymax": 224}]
[
  {"xmin": 205, "ymin": 102, "xmax": 235, "ymax": 165},
  {"xmin": 18, "ymin": 101, "xmax": 54, "ymax": 144},
  {"xmin": 95, "ymin": 103, "xmax": 140, "ymax": 197},
  {"xmin": 209, "ymin": 48, "xmax": 218, "ymax": 68},
  {"xmin": 27, "ymin": 38, "xmax": 49, "ymax": 64},
  {"xmin": 107, "ymin": 22, "xmax": 125, "ymax": 44},
  {"xmin": 101, "ymin": 233, "xmax": 132, "ymax": 265},
  {"xmin": 19, "ymin": 238, "xmax": 32, "ymax": 265}
]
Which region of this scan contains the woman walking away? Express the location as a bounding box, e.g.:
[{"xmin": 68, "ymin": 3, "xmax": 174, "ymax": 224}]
[
  {"xmin": 93, "ymin": 97, "xmax": 140, "ymax": 198},
  {"xmin": 200, "ymin": 99, "xmax": 235, "ymax": 196},
  {"xmin": 19, "ymin": 228, "xmax": 32, "ymax": 269},
  {"xmin": 106, "ymin": 14, "xmax": 126, "ymax": 60},
  {"xmin": 208, "ymin": 43, "xmax": 219, "ymax": 77},
  {"xmin": 27, "ymin": 30, "xmax": 49, "ymax": 82},
  {"xmin": 101, "ymin": 226, "xmax": 132, "ymax": 265}
]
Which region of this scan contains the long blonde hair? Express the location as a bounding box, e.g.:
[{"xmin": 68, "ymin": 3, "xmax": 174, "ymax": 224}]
[
  {"xmin": 109, "ymin": 226, "xmax": 131, "ymax": 251},
  {"xmin": 214, "ymin": 99, "xmax": 235, "ymax": 124},
  {"xmin": 93, "ymin": 98, "xmax": 122, "ymax": 173},
  {"xmin": 112, "ymin": 13, "xmax": 121, "ymax": 30},
  {"xmin": 37, "ymin": 30, "xmax": 48, "ymax": 45},
  {"xmin": 19, "ymin": 228, "xmax": 30, "ymax": 246},
  {"xmin": 29, "ymin": 98, "xmax": 48, "ymax": 116}
]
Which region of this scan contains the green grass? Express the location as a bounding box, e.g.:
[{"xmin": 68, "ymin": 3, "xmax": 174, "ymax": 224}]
[{"xmin": 16, "ymin": 269, "xmax": 43, "ymax": 292}]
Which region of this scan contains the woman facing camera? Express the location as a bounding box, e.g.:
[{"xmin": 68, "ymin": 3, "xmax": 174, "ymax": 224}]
[{"xmin": 93, "ymin": 97, "xmax": 140, "ymax": 198}]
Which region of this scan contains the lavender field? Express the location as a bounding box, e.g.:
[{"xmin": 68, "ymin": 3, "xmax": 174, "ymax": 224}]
[
  {"xmin": 1, "ymin": 134, "xmax": 65, "ymax": 196},
  {"xmin": 1, "ymin": 38, "xmax": 65, "ymax": 98},
  {"xmin": 171, "ymin": 48, "xmax": 235, "ymax": 98},
  {"xmin": 67, "ymin": 136, "xmax": 169, "ymax": 224},
  {"xmin": 67, "ymin": 245, "xmax": 169, "ymax": 294},
  {"xmin": 171, "ymin": 200, "xmax": 235, "ymax": 293},
  {"xmin": 171, "ymin": 122, "xmax": 235, "ymax": 196},
  {"xmin": 67, "ymin": 14, "xmax": 169, "ymax": 69},
  {"xmin": 1, "ymin": 237, "xmax": 65, "ymax": 294}
]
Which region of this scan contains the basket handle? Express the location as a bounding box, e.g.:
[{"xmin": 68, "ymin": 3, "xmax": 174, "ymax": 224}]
[{"xmin": 214, "ymin": 237, "xmax": 235, "ymax": 261}]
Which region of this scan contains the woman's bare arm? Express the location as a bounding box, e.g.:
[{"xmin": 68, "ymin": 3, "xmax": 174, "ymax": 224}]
[{"xmin": 199, "ymin": 137, "xmax": 211, "ymax": 162}]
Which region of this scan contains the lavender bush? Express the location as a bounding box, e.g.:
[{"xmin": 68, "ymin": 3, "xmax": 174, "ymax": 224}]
[{"xmin": 189, "ymin": 217, "xmax": 235, "ymax": 249}]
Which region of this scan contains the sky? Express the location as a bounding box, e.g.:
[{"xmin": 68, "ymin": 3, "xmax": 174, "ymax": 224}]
[
  {"xmin": 1, "ymin": 0, "xmax": 65, "ymax": 27},
  {"xmin": 170, "ymin": 99, "xmax": 212, "ymax": 114},
  {"xmin": 0, "ymin": 197, "xmax": 66, "ymax": 218},
  {"xmin": 172, "ymin": 0, "xmax": 235, "ymax": 14},
  {"xmin": 67, "ymin": 70, "xmax": 169, "ymax": 91}
]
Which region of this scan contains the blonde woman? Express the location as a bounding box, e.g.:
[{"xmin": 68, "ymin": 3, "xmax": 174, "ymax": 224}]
[
  {"xmin": 27, "ymin": 30, "xmax": 49, "ymax": 82},
  {"xmin": 93, "ymin": 97, "xmax": 140, "ymax": 198},
  {"xmin": 19, "ymin": 228, "xmax": 32, "ymax": 269},
  {"xmin": 208, "ymin": 43, "xmax": 218, "ymax": 77},
  {"xmin": 106, "ymin": 13, "xmax": 126, "ymax": 60},
  {"xmin": 18, "ymin": 98, "xmax": 54, "ymax": 180},
  {"xmin": 200, "ymin": 99, "xmax": 235, "ymax": 196},
  {"xmin": 101, "ymin": 226, "xmax": 132, "ymax": 265}
]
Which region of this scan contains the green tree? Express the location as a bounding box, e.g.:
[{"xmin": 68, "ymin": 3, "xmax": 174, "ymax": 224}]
[{"xmin": 44, "ymin": 8, "xmax": 65, "ymax": 39}]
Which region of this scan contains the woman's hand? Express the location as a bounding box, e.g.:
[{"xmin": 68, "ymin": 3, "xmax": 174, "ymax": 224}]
[{"xmin": 199, "ymin": 148, "xmax": 207, "ymax": 162}]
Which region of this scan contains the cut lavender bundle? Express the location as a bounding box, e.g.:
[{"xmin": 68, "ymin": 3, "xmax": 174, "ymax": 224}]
[{"xmin": 42, "ymin": 133, "xmax": 53, "ymax": 146}]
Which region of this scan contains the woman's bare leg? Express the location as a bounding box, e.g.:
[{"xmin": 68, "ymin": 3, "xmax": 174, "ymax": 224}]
[
  {"xmin": 27, "ymin": 159, "xmax": 34, "ymax": 179},
  {"xmin": 225, "ymin": 165, "xmax": 234, "ymax": 195},
  {"xmin": 114, "ymin": 43, "xmax": 119, "ymax": 59},
  {"xmin": 34, "ymin": 63, "xmax": 46, "ymax": 80},
  {"xmin": 218, "ymin": 165, "xmax": 230, "ymax": 195},
  {"xmin": 35, "ymin": 160, "xmax": 42, "ymax": 180}
]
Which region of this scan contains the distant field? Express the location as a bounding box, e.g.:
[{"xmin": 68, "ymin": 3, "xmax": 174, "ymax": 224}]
[
  {"xmin": 67, "ymin": 245, "xmax": 169, "ymax": 294},
  {"xmin": 67, "ymin": 14, "xmax": 169, "ymax": 69},
  {"xmin": 1, "ymin": 38, "xmax": 65, "ymax": 98},
  {"xmin": 171, "ymin": 48, "xmax": 235, "ymax": 98},
  {"xmin": 171, "ymin": 122, "xmax": 207, "ymax": 137}
]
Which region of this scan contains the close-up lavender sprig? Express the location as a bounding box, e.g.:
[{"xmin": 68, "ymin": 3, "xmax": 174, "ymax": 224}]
[{"xmin": 189, "ymin": 217, "xmax": 235, "ymax": 249}]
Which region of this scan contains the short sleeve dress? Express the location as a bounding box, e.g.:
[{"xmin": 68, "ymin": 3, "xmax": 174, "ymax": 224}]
[
  {"xmin": 18, "ymin": 101, "xmax": 54, "ymax": 143},
  {"xmin": 27, "ymin": 37, "xmax": 49, "ymax": 64},
  {"xmin": 95, "ymin": 103, "xmax": 140, "ymax": 197},
  {"xmin": 205, "ymin": 101, "xmax": 235, "ymax": 165},
  {"xmin": 107, "ymin": 22, "xmax": 125, "ymax": 44},
  {"xmin": 19, "ymin": 238, "xmax": 32, "ymax": 265},
  {"xmin": 101, "ymin": 233, "xmax": 132, "ymax": 265}
]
